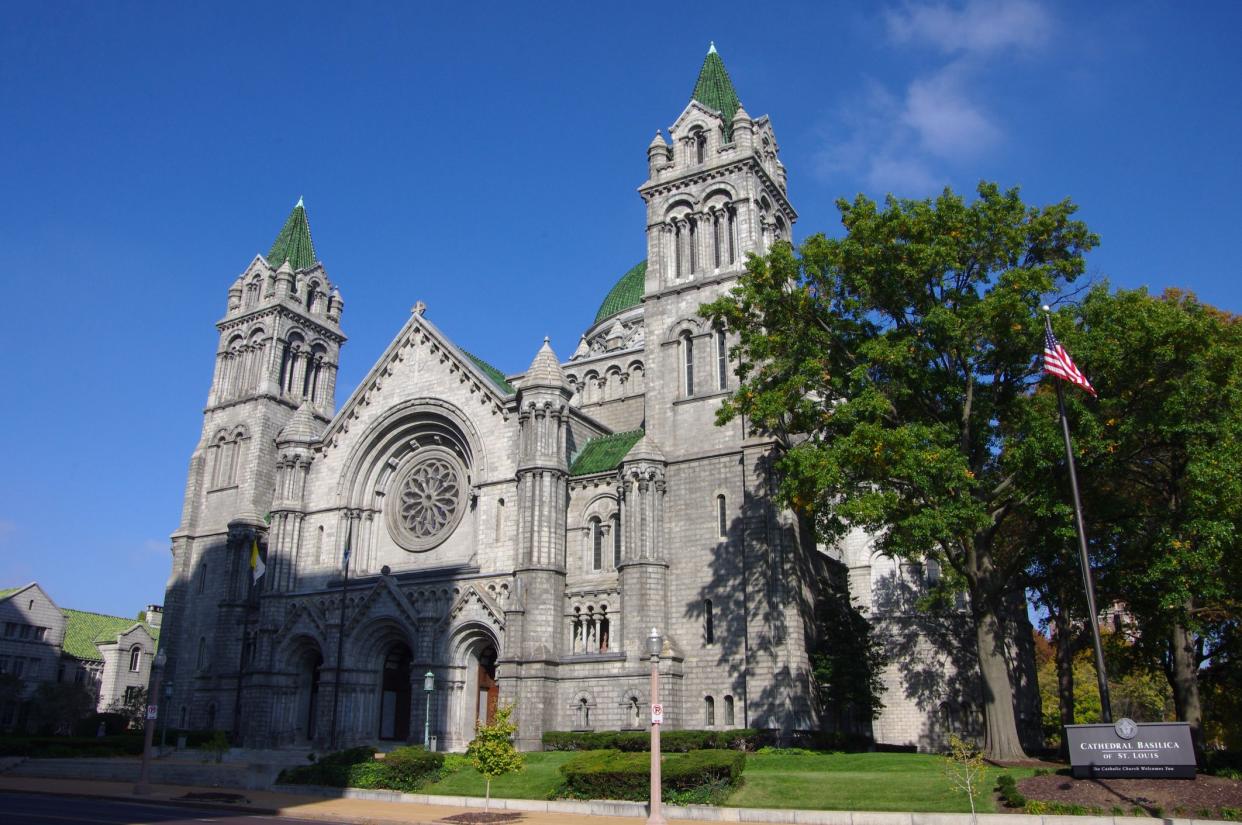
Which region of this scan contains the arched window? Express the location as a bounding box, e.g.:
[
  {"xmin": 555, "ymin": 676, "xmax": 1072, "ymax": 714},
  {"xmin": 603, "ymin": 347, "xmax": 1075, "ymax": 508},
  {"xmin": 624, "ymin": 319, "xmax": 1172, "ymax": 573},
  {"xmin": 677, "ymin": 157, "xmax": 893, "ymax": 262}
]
[
  {"xmin": 128, "ymin": 645, "xmax": 142, "ymax": 672},
  {"xmin": 727, "ymin": 206, "xmax": 737, "ymax": 264},
  {"xmin": 705, "ymin": 695, "xmax": 716, "ymax": 726},
  {"xmin": 704, "ymin": 599, "xmax": 714, "ymax": 644},
  {"xmin": 198, "ymin": 564, "xmax": 208, "ymax": 594},
  {"xmin": 717, "ymin": 494, "xmax": 727, "ymax": 538},
  {"xmin": 688, "ymin": 217, "xmax": 698, "ymax": 273},
  {"xmin": 716, "ymin": 328, "xmax": 728, "ymax": 390},
  {"xmin": 695, "ymin": 130, "xmax": 707, "ymax": 164},
  {"xmin": 612, "ymin": 513, "xmax": 622, "ymax": 568},
  {"xmin": 590, "ymin": 518, "xmax": 602, "ymax": 571},
  {"xmin": 196, "ymin": 637, "xmax": 207, "ymax": 671},
  {"xmin": 673, "ymin": 222, "xmax": 685, "ymax": 278},
  {"xmin": 724, "ymin": 695, "xmax": 735, "ymax": 726},
  {"xmin": 496, "ymin": 498, "xmax": 505, "ymax": 541},
  {"xmin": 712, "ymin": 212, "xmax": 723, "ymax": 268},
  {"xmin": 682, "ymin": 333, "xmax": 695, "ymax": 396},
  {"xmin": 306, "ymin": 282, "xmax": 320, "ymax": 313}
]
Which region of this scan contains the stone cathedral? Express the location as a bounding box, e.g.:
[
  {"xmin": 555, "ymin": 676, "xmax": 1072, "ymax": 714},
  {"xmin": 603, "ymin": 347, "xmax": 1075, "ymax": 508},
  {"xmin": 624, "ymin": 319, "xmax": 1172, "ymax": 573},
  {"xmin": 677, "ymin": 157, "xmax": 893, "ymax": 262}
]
[{"xmin": 161, "ymin": 47, "xmax": 995, "ymax": 753}]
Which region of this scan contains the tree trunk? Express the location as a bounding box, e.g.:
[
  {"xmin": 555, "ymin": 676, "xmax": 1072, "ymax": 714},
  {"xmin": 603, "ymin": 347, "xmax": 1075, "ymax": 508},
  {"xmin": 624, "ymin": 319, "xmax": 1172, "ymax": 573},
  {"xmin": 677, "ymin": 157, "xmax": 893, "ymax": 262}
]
[
  {"xmin": 1166, "ymin": 618, "xmax": 1204, "ymax": 764},
  {"xmin": 974, "ymin": 604, "xmax": 1028, "ymax": 760},
  {"xmin": 1053, "ymin": 607, "xmax": 1076, "ymax": 762}
]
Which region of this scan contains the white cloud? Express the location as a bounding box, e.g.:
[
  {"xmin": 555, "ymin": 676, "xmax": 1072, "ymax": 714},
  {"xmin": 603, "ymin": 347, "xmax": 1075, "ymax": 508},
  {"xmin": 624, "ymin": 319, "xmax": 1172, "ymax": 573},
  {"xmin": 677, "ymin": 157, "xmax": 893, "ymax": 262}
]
[
  {"xmin": 903, "ymin": 62, "xmax": 1001, "ymax": 159},
  {"xmin": 814, "ymin": 1, "xmax": 1052, "ymax": 197},
  {"xmin": 885, "ymin": 0, "xmax": 1052, "ymax": 56}
]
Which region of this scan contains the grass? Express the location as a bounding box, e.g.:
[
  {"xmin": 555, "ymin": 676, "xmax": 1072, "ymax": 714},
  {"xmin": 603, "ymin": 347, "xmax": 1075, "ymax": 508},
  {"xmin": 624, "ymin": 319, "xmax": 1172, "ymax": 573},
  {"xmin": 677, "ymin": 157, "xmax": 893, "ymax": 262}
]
[
  {"xmin": 724, "ymin": 751, "xmax": 1037, "ymax": 813},
  {"xmin": 397, "ymin": 749, "xmax": 1035, "ymax": 813},
  {"xmin": 418, "ymin": 752, "xmax": 577, "ymax": 799}
]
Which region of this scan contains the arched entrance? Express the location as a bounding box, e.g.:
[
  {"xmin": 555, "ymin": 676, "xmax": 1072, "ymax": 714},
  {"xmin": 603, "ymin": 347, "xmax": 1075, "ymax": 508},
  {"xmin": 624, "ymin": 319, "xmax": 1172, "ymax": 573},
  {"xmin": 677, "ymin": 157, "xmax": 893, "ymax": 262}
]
[
  {"xmin": 475, "ymin": 644, "xmax": 498, "ymax": 727},
  {"xmin": 379, "ymin": 643, "xmax": 413, "ymax": 741}
]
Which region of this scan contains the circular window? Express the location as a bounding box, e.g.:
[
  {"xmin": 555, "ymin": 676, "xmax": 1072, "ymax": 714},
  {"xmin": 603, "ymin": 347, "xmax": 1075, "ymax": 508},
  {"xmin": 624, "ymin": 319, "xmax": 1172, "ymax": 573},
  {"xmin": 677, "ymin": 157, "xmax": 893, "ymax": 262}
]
[{"xmin": 386, "ymin": 449, "xmax": 466, "ymax": 552}]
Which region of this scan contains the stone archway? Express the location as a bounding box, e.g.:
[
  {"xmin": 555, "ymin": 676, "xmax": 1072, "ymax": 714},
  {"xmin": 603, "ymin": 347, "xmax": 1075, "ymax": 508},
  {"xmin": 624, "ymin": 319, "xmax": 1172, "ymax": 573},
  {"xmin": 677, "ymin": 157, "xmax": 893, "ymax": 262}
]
[
  {"xmin": 379, "ymin": 642, "xmax": 413, "ymax": 741},
  {"xmin": 443, "ymin": 622, "xmax": 502, "ymax": 751}
]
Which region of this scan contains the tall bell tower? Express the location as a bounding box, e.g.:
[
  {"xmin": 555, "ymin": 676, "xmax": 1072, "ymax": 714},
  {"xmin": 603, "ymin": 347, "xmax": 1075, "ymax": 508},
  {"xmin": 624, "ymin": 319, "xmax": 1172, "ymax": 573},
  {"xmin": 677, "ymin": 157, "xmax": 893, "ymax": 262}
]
[{"xmin": 162, "ymin": 200, "xmax": 347, "ymax": 733}]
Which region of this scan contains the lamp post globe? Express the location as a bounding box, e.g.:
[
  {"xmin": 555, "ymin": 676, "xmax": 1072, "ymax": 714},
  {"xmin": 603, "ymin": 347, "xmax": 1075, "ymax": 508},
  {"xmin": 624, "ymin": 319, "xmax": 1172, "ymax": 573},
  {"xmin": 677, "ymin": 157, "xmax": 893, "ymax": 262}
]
[{"xmin": 645, "ymin": 627, "xmax": 662, "ymax": 658}]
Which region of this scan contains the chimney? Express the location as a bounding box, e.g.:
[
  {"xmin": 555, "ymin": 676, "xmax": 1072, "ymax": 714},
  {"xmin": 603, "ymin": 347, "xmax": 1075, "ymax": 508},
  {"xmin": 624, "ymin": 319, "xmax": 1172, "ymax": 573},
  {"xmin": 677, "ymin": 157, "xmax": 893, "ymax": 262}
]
[{"xmin": 145, "ymin": 604, "xmax": 163, "ymax": 629}]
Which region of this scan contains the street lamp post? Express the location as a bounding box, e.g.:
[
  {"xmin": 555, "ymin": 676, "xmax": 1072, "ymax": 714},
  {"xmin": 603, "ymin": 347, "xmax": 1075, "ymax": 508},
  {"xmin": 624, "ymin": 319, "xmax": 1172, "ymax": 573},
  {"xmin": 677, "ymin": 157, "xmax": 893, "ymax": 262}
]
[
  {"xmin": 646, "ymin": 627, "xmax": 665, "ymax": 825},
  {"xmin": 423, "ymin": 671, "xmax": 435, "ymax": 750},
  {"xmin": 134, "ymin": 649, "xmax": 167, "ymax": 795}
]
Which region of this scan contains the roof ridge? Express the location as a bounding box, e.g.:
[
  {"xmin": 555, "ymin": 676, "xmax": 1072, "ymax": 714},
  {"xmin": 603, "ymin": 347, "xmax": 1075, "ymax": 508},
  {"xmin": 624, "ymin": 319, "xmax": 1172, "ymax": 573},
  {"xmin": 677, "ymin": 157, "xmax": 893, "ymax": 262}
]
[{"xmin": 461, "ymin": 349, "xmax": 516, "ymax": 395}]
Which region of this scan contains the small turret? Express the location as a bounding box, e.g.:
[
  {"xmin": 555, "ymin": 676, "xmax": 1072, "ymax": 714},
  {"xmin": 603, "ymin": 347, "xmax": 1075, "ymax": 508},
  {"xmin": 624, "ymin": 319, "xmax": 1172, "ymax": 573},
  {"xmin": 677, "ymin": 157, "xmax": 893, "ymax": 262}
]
[
  {"xmin": 647, "ymin": 130, "xmax": 671, "ymax": 178},
  {"xmin": 227, "ymin": 276, "xmax": 244, "ymax": 314},
  {"xmin": 275, "ymin": 260, "xmax": 295, "ymax": 299},
  {"xmin": 524, "ymin": 337, "xmax": 569, "ymax": 389},
  {"xmin": 731, "ymin": 104, "xmax": 753, "ymax": 150}
]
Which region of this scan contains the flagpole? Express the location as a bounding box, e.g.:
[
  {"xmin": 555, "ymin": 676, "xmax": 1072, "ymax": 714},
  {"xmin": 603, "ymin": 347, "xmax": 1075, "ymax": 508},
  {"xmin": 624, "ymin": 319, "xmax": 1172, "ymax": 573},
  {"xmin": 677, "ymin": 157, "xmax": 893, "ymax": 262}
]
[
  {"xmin": 1046, "ymin": 313, "xmax": 1113, "ymax": 722},
  {"xmin": 329, "ymin": 518, "xmax": 352, "ymax": 750}
]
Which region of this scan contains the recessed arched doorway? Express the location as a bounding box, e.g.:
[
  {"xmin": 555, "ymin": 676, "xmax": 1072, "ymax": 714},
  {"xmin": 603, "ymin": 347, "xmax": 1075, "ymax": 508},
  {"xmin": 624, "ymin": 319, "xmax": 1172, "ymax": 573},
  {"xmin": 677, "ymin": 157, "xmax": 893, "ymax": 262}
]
[
  {"xmin": 476, "ymin": 644, "xmax": 498, "ymax": 727},
  {"xmin": 379, "ymin": 643, "xmax": 413, "ymax": 741}
]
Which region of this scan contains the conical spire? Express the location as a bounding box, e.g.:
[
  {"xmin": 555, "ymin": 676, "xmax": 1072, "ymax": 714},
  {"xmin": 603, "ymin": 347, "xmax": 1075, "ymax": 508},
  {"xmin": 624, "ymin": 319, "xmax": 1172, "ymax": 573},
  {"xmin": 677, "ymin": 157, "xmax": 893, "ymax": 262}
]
[
  {"xmin": 524, "ymin": 337, "xmax": 568, "ymax": 388},
  {"xmin": 267, "ymin": 199, "xmax": 317, "ymax": 271},
  {"xmin": 691, "ymin": 43, "xmax": 741, "ymax": 133}
]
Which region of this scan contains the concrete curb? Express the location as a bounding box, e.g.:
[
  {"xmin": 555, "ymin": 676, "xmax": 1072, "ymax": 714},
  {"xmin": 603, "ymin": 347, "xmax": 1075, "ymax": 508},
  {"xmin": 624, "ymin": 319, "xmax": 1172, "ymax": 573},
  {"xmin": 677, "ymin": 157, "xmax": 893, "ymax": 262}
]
[
  {"xmin": 270, "ymin": 785, "xmax": 1239, "ymax": 825},
  {"xmin": 0, "ymin": 785, "xmax": 280, "ymax": 817}
]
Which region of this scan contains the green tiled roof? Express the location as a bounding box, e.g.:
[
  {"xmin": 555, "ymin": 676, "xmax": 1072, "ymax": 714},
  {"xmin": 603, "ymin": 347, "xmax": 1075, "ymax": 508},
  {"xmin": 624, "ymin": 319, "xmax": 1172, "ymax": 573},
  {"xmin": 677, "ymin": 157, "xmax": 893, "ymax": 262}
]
[
  {"xmin": 593, "ymin": 260, "xmax": 646, "ymax": 325},
  {"xmin": 0, "ymin": 587, "xmax": 24, "ymax": 601},
  {"xmin": 462, "ymin": 350, "xmax": 515, "ymax": 395},
  {"xmin": 267, "ymin": 198, "xmax": 317, "ymax": 271},
  {"xmin": 691, "ymin": 44, "xmax": 741, "ymax": 138},
  {"xmin": 569, "ymin": 430, "xmax": 644, "ymax": 477},
  {"xmin": 61, "ymin": 609, "xmax": 159, "ymax": 662}
]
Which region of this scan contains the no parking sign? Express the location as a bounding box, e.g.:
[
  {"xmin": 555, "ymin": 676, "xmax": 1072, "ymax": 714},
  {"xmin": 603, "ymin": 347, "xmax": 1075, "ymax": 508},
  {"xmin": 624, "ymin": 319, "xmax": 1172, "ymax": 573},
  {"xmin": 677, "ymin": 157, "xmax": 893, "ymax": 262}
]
[{"xmin": 651, "ymin": 703, "xmax": 663, "ymax": 725}]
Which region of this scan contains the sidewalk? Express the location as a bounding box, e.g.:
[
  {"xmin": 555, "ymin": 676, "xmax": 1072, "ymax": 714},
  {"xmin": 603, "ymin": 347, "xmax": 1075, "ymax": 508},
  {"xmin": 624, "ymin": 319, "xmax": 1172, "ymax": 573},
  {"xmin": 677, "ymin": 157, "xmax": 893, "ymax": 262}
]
[{"xmin": 0, "ymin": 775, "xmax": 651, "ymax": 825}]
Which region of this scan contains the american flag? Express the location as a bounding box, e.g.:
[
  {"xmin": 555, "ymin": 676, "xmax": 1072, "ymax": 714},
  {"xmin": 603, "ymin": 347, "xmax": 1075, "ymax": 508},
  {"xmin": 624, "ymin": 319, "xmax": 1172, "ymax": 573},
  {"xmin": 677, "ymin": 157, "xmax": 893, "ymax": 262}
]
[{"xmin": 1044, "ymin": 323, "xmax": 1096, "ymax": 397}]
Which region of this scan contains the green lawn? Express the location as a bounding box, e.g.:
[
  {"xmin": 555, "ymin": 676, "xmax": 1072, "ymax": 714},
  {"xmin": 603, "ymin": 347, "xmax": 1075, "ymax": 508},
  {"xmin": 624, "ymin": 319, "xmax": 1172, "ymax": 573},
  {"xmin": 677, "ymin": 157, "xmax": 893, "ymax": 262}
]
[
  {"xmin": 725, "ymin": 751, "xmax": 1035, "ymax": 813},
  {"xmin": 419, "ymin": 752, "xmax": 576, "ymax": 799},
  {"xmin": 413, "ymin": 750, "xmax": 1031, "ymax": 813}
]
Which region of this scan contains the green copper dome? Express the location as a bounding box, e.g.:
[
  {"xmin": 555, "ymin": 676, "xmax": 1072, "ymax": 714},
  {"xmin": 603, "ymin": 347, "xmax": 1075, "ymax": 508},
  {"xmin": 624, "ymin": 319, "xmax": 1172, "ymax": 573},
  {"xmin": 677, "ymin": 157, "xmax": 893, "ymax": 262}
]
[{"xmin": 593, "ymin": 260, "xmax": 647, "ymax": 325}]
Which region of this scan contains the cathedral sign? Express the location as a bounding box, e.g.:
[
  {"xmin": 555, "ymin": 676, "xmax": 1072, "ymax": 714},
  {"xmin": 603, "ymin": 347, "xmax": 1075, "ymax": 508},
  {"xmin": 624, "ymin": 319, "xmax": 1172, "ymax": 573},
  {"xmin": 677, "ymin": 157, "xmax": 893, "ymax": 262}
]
[{"xmin": 1065, "ymin": 719, "xmax": 1196, "ymax": 779}]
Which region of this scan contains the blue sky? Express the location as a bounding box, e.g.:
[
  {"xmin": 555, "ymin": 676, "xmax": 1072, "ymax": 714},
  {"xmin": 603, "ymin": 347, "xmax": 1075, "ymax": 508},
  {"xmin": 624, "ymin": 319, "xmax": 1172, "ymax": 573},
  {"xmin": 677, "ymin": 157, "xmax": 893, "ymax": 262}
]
[{"xmin": 1, "ymin": 1, "xmax": 1239, "ymax": 618}]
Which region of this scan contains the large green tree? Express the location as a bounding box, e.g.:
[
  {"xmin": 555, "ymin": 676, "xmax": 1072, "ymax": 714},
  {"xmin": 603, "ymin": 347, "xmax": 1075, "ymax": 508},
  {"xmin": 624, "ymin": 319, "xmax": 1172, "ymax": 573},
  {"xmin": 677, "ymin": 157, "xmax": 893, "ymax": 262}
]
[
  {"xmin": 1041, "ymin": 287, "xmax": 1242, "ymax": 753},
  {"xmin": 703, "ymin": 183, "xmax": 1097, "ymax": 759}
]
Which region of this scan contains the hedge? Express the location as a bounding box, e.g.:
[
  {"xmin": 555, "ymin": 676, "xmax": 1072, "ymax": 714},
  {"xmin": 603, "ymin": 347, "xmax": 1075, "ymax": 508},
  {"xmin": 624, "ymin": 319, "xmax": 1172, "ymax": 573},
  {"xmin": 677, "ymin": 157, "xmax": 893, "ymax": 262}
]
[
  {"xmin": 543, "ymin": 728, "xmax": 758, "ymax": 752},
  {"xmin": 277, "ymin": 745, "xmax": 445, "ymax": 792},
  {"xmin": 0, "ymin": 734, "xmax": 145, "ymax": 758},
  {"xmin": 558, "ymin": 748, "xmax": 745, "ymax": 802}
]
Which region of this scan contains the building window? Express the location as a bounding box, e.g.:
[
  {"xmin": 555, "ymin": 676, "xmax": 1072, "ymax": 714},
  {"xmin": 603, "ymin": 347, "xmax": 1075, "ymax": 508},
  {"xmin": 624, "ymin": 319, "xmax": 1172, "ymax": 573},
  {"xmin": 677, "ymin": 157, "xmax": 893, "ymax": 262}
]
[
  {"xmin": 180, "ymin": 706, "xmax": 188, "ymax": 728},
  {"xmin": 717, "ymin": 494, "xmax": 727, "ymax": 538},
  {"xmin": 724, "ymin": 695, "xmax": 735, "ymax": 726},
  {"xmin": 705, "ymin": 695, "xmax": 716, "ymax": 726},
  {"xmin": 689, "ymin": 218, "xmax": 698, "ymax": 273},
  {"xmin": 682, "ymin": 333, "xmax": 695, "ymax": 396},
  {"xmin": 694, "ymin": 130, "xmax": 707, "ymax": 164},
  {"xmin": 197, "ymin": 637, "xmax": 207, "ymax": 671},
  {"xmin": 0, "ymin": 657, "xmax": 8, "ymax": 673},
  {"xmin": 198, "ymin": 564, "xmax": 208, "ymax": 594},
  {"xmin": 727, "ymin": 207, "xmax": 736, "ymax": 264},
  {"xmin": 3, "ymin": 623, "xmax": 14, "ymax": 638},
  {"xmin": 716, "ymin": 328, "xmax": 728, "ymax": 390},
  {"xmin": 129, "ymin": 646, "xmax": 142, "ymax": 673},
  {"xmin": 33, "ymin": 627, "xmax": 46, "ymax": 641},
  {"xmin": 590, "ymin": 519, "xmax": 604, "ymax": 571},
  {"xmin": 712, "ymin": 213, "xmax": 723, "ymax": 269},
  {"xmin": 704, "ymin": 599, "xmax": 714, "ymax": 644},
  {"xmin": 124, "ymin": 685, "xmax": 142, "ymax": 705},
  {"xmin": 496, "ymin": 498, "xmax": 505, "ymax": 541},
  {"xmin": 19, "ymin": 625, "xmax": 30, "ymax": 640},
  {"xmin": 612, "ymin": 514, "xmax": 622, "ymax": 568}
]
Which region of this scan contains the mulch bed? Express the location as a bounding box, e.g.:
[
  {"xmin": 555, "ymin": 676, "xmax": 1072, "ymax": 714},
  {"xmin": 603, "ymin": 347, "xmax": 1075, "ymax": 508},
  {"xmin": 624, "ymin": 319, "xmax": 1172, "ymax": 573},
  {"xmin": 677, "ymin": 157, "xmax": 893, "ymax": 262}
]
[
  {"xmin": 440, "ymin": 814, "xmax": 523, "ymax": 824},
  {"xmin": 1017, "ymin": 773, "xmax": 1242, "ymax": 816}
]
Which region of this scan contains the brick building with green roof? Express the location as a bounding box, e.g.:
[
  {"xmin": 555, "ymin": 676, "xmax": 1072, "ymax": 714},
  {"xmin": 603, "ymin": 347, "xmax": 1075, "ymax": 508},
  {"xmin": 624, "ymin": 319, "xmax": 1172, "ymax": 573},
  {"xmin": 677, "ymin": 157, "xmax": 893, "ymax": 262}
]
[{"xmin": 158, "ymin": 44, "xmax": 978, "ymax": 754}]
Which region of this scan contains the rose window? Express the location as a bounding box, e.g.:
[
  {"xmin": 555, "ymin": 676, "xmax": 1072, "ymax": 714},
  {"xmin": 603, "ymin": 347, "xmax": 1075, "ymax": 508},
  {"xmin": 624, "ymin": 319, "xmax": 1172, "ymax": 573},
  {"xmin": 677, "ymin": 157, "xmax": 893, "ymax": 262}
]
[{"xmin": 386, "ymin": 450, "xmax": 467, "ymax": 551}]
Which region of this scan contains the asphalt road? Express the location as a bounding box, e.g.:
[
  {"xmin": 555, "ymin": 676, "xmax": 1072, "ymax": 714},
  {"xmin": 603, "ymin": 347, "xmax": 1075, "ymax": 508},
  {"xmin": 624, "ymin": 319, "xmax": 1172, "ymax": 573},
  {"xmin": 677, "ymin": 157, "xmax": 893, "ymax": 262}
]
[{"xmin": 0, "ymin": 792, "xmax": 332, "ymax": 825}]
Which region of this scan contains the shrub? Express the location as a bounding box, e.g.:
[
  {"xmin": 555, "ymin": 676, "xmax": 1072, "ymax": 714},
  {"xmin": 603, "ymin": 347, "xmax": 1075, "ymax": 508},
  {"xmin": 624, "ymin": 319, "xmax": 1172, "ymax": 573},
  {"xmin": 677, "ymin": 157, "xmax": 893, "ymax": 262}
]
[
  {"xmin": 382, "ymin": 745, "xmax": 446, "ymax": 791},
  {"xmin": 994, "ymin": 773, "xmax": 1026, "ymax": 808},
  {"xmin": 558, "ymin": 748, "xmax": 745, "ymax": 802},
  {"xmin": 542, "ymin": 728, "xmax": 759, "ymax": 752},
  {"xmin": 278, "ymin": 746, "xmax": 377, "ymax": 786}
]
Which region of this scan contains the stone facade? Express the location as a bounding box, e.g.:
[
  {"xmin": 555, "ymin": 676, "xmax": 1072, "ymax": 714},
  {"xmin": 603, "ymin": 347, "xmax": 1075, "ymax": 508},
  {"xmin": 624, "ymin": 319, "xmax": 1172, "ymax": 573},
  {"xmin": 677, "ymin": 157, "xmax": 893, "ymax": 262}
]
[
  {"xmin": 0, "ymin": 583, "xmax": 161, "ymax": 730},
  {"xmin": 159, "ymin": 47, "xmax": 995, "ymax": 752}
]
